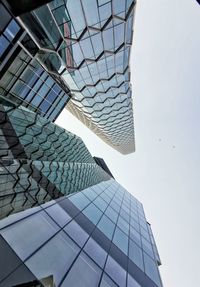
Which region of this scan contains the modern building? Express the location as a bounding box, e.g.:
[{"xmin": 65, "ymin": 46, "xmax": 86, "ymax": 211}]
[
  {"xmin": 0, "ymin": 2, "xmax": 163, "ymax": 287},
  {"xmin": 0, "ymin": 100, "xmax": 110, "ymax": 219},
  {"xmin": 0, "ymin": 2, "xmax": 71, "ymax": 121},
  {"xmin": 1, "ymin": 0, "xmax": 136, "ymax": 154},
  {"xmin": 0, "ymin": 178, "xmax": 162, "ymax": 287},
  {"xmin": 0, "ymin": 101, "xmax": 162, "ymax": 287},
  {"xmin": 94, "ymin": 157, "xmax": 115, "ymax": 178}
]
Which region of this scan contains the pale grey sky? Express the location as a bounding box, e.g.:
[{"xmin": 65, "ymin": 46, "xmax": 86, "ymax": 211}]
[{"xmin": 56, "ymin": 1, "xmax": 200, "ymax": 286}]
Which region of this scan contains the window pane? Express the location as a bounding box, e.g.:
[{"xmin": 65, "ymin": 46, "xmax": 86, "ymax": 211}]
[
  {"xmin": 129, "ymin": 240, "xmax": 144, "ymax": 271},
  {"xmin": 83, "ymin": 188, "xmax": 98, "ymax": 201},
  {"xmin": 105, "ymin": 255, "xmax": 126, "ymax": 287},
  {"xmin": 83, "ymin": 203, "xmax": 102, "ymax": 225},
  {"xmin": 0, "ymin": 35, "xmax": 9, "ymax": 56},
  {"xmin": 69, "ymin": 192, "xmax": 90, "ymax": 210},
  {"xmin": 84, "ymin": 237, "xmax": 107, "ymax": 268},
  {"xmin": 117, "ymin": 216, "xmax": 129, "ymax": 235},
  {"xmin": 4, "ymin": 19, "xmax": 20, "ymax": 40},
  {"xmin": 93, "ymin": 197, "xmax": 107, "ymax": 212},
  {"xmin": 127, "ymin": 274, "xmax": 141, "ymax": 287},
  {"xmin": 45, "ymin": 203, "xmax": 71, "ymax": 227},
  {"xmin": 26, "ymin": 231, "xmax": 80, "ymax": 287},
  {"xmin": 61, "ymin": 252, "xmax": 101, "ymax": 287},
  {"xmin": 143, "ymin": 253, "xmax": 161, "ymax": 286},
  {"xmin": 1, "ymin": 211, "xmax": 59, "ymax": 260},
  {"xmin": 0, "ymin": 4, "xmax": 11, "ymax": 30},
  {"xmin": 142, "ymin": 236, "xmax": 154, "ymax": 258},
  {"xmin": 100, "ymin": 273, "xmax": 118, "ymax": 287},
  {"xmin": 131, "ymin": 231, "xmax": 141, "ymax": 249},
  {"xmin": 105, "ymin": 206, "xmax": 118, "ymax": 223},
  {"xmin": 64, "ymin": 220, "xmax": 89, "ymax": 247},
  {"xmin": 113, "ymin": 227, "xmax": 128, "ymax": 254},
  {"xmin": 97, "ymin": 215, "xmax": 115, "ymax": 240}
]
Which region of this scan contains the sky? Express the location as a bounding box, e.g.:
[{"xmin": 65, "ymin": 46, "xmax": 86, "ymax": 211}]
[{"xmin": 56, "ymin": 1, "xmax": 200, "ymax": 286}]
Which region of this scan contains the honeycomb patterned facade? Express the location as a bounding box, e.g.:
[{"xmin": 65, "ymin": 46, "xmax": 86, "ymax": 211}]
[
  {"xmin": 0, "ymin": 101, "xmax": 110, "ymax": 220},
  {"xmin": 18, "ymin": 0, "xmax": 136, "ymax": 154}
]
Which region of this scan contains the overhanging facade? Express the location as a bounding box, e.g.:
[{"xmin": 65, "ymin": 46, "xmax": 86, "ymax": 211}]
[{"xmin": 13, "ymin": 0, "xmax": 136, "ymax": 154}]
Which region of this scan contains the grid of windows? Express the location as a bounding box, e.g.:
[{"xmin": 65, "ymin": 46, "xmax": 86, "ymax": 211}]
[
  {"xmin": 69, "ymin": 179, "xmax": 162, "ymax": 286},
  {"xmin": 0, "ymin": 3, "xmax": 70, "ymax": 122},
  {"xmin": 0, "ymin": 48, "xmax": 70, "ymax": 121},
  {"xmin": 19, "ymin": 0, "xmax": 136, "ymax": 154},
  {"xmin": 0, "ymin": 179, "xmax": 162, "ymax": 287}
]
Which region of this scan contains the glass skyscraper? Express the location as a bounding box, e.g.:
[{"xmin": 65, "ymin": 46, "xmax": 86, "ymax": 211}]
[
  {"xmin": 0, "ymin": 1, "xmax": 163, "ymax": 287},
  {"xmin": 0, "ymin": 101, "xmax": 162, "ymax": 287},
  {"xmin": 0, "ymin": 179, "xmax": 162, "ymax": 287},
  {"xmin": 1, "ymin": 0, "xmax": 136, "ymax": 154}
]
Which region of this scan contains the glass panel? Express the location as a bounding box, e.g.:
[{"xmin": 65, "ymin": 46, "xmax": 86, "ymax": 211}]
[
  {"xmin": 83, "ymin": 203, "xmax": 102, "ymax": 225},
  {"xmin": 93, "ymin": 197, "xmax": 107, "ymax": 212},
  {"xmin": 0, "ymin": 35, "xmax": 9, "ymax": 57},
  {"xmin": 97, "ymin": 215, "xmax": 115, "ymax": 240},
  {"xmin": 142, "ymin": 236, "xmax": 154, "ymax": 258},
  {"xmin": 113, "ymin": 227, "xmax": 128, "ymax": 254},
  {"xmin": 1, "ymin": 211, "xmax": 59, "ymax": 260},
  {"xmin": 129, "ymin": 227, "xmax": 141, "ymax": 247},
  {"xmin": 45, "ymin": 204, "xmax": 71, "ymax": 227},
  {"xmin": 61, "ymin": 251, "xmax": 101, "ymax": 287},
  {"xmin": 33, "ymin": 6, "xmax": 61, "ymax": 49},
  {"xmin": 69, "ymin": 192, "xmax": 90, "ymax": 210},
  {"xmin": 4, "ymin": 19, "xmax": 20, "ymax": 40},
  {"xmin": 143, "ymin": 253, "xmax": 161, "ymax": 286},
  {"xmin": 117, "ymin": 216, "xmax": 129, "ymax": 235},
  {"xmin": 26, "ymin": 231, "xmax": 80, "ymax": 287},
  {"xmin": 0, "ymin": 205, "xmax": 42, "ymax": 230},
  {"xmin": 127, "ymin": 274, "xmax": 141, "ymax": 287},
  {"xmin": 83, "ymin": 188, "xmax": 98, "ymax": 201},
  {"xmin": 129, "ymin": 240, "xmax": 144, "ymax": 271},
  {"xmin": 82, "ymin": 0, "xmax": 100, "ymax": 28},
  {"xmin": 105, "ymin": 206, "xmax": 118, "ymax": 223},
  {"xmin": 66, "ymin": 0, "xmax": 85, "ymax": 37},
  {"xmin": 0, "ymin": 4, "xmax": 11, "ymax": 30},
  {"xmin": 100, "ymin": 273, "xmax": 118, "ymax": 287},
  {"xmin": 105, "ymin": 255, "xmax": 126, "ymax": 287},
  {"xmin": 84, "ymin": 237, "xmax": 107, "ymax": 268},
  {"xmin": 64, "ymin": 220, "xmax": 89, "ymax": 247},
  {"xmin": 39, "ymin": 100, "xmax": 50, "ymax": 113},
  {"xmin": 45, "ymin": 90, "xmax": 57, "ymax": 103}
]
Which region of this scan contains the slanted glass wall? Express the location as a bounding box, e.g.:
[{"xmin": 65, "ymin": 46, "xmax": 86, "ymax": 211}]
[{"xmin": 0, "ymin": 179, "xmax": 162, "ymax": 287}]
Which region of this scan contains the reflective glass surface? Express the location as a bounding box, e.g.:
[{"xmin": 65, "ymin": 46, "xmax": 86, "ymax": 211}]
[
  {"xmin": 0, "ymin": 179, "xmax": 162, "ymax": 287},
  {"xmin": 19, "ymin": 0, "xmax": 136, "ymax": 154},
  {"xmin": 0, "ymin": 3, "xmax": 70, "ymax": 122},
  {"xmin": 0, "ymin": 103, "xmax": 110, "ymax": 219}
]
